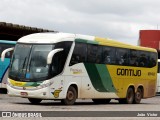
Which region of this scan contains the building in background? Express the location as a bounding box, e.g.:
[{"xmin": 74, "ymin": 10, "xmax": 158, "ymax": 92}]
[
  {"xmin": 139, "ymin": 30, "xmax": 160, "ymax": 58},
  {"xmin": 139, "ymin": 30, "xmax": 160, "ymax": 94},
  {"xmin": 0, "ymin": 22, "xmax": 55, "ymax": 41}
]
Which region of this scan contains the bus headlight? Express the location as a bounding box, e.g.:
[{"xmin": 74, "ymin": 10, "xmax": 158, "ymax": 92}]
[{"xmin": 39, "ymin": 81, "xmax": 53, "ymax": 88}]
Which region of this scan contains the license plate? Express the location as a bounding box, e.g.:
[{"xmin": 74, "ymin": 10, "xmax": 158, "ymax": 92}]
[{"xmin": 20, "ymin": 92, "xmax": 28, "ymax": 96}]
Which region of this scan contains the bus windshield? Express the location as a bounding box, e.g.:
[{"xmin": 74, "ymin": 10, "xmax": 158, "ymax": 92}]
[{"xmin": 9, "ymin": 44, "xmax": 53, "ymax": 81}]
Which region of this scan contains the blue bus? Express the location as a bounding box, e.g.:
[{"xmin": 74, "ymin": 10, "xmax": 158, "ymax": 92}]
[{"xmin": 0, "ymin": 40, "xmax": 16, "ymax": 93}]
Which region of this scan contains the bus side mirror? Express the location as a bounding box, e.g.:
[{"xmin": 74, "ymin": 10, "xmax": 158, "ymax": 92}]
[
  {"xmin": 47, "ymin": 48, "xmax": 63, "ymax": 64},
  {"xmin": 1, "ymin": 47, "xmax": 14, "ymax": 62}
]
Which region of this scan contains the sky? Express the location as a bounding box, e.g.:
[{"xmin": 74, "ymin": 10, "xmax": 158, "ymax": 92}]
[{"xmin": 1, "ymin": 0, "xmax": 160, "ymax": 45}]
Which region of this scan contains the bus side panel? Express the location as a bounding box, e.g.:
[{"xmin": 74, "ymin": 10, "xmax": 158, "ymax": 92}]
[
  {"xmin": 84, "ymin": 63, "xmax": 117, "ymax": 92},
  {"xmin": 107, "ymin": 65, "xmax": 157, "ymax": 98},
  {"xmin": 83, "ymin": 63, "xmax": 119, "ymax": 98},
  {"xmin": 157, "ymin": 73, "xmax": 160, "ymax": 94},
  {"xmin": 64, "ymin": 63, "xmax": 95, "ymax": 99},
  {"xmin": 0, "ymin": 58, "xmax": 10, "ymax": 88},
  {"xmin": 66, "ymin": 63, "xmax": 119, "ymax": 99}
]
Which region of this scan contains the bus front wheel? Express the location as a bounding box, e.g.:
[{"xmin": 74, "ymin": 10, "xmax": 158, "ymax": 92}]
[
  {"xmin": 61, "ymin": 86, "xmax": 77, "ymax": 105},
  {"xmin": 28, "ymin": 98, "xmax": 42, "ymax": 104}
]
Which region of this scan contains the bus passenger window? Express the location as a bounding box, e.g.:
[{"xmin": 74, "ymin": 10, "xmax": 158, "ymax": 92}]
[
  {"xmin": 116, "ymin": 48, "xmax": 128, "ymax": 65},
  {"xmin": 95, "ymin": 46, "xmax": 102, "ymax": 64},
  {"xmin": 138, "ymin": 51, "xmax": 148, "ymax": 67},
  {"xmin": 0, "ymin": 44, "xmax": 14, "ymax": 58},
  {"xmin": 87, "ymin": 45, "xmax": 97, "ymax": 63},
  {"xmin": 129, "ymin": 50, "xmax": 138, "ymax": 66},
  {"xmin": 103, "ymin": 53, "xmax": 110, "ymax": 64},
  {"xmin": 50, "ymin": 52, "xmax": 60, "ymax": 76},
  {"xmin": 103, "ymin": 46, "xmax": 115, "ymax": 64},
  {"xmin": 104, "ymin": 55, "xmax": 111, "ymax": 63},
  {"xmin": 148, "ymin": 52, "xmax": 157, "ymax": 67},
  {"xmin": 70, "ymin": 42, "xmax": 87, "ymax": 66}
]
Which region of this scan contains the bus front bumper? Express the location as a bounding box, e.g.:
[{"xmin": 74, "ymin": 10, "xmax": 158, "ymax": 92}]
[{"xmin": 7, "ymin": 85, "xmax": 51, "ymax": 99}]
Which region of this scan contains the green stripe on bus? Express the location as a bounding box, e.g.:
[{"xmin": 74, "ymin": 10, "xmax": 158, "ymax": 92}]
[
  {"xmin": 75, "ymin": 39, "xmax": 88, "ymax": 43},
  {"xmin": 95, "ymin": 64, "xmax": 116, "ymax": 92},
  {"xmin": 87, "ymin": 40, "xmax": 99, "ymax": 45},
  {"xmin": 75, "ymin": 39, "xmax": 99, "ymax": 44},
  {"xmin": 25, "ymin": 81, "xmax": 42, "ymax": 87},
  {"xmin": 84, "ymin": 63, "xmax": 106, "ymax": 92},
  {"xmin": 84, "ymin": 63, "xmax": 116, "ymax": 92}
]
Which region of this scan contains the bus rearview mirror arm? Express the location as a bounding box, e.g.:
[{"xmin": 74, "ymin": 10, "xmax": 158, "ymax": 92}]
[
  {"xmin": 1, "ymin": 47, "xmax": 14, "ymax": 62},
  {"xmin": 47, "ymin": 48, "xmax": 64, "ymax": 64}
]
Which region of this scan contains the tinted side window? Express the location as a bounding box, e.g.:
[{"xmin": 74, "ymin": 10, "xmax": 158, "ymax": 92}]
[
  {"xmin": 0, "ymin": 44, "xmax": 15, "ymax": 58},
  {"xmin": 129, "ymin": 50, "xmax": 139, "ymax": 66},
  {"xmin": 95, "ymin": 46, "xmax": 102, "ymax": 64},
  {"xmin": 138, "ymin": 51, "xmax": 148, "ymax": 67},
  {"xmin": 148, "ymin": 52, "xmax": 157, "ymax": 68},
  {"xmin": 55, "ymin": 42, "xmax": 72, "ymax": 68},
  {"xmin": 87, "ymin": 44, "xmax": 97, "ymax": 63},
  {"xmin": 116, "ymin": 48, "xmax": 128, "ymax": 65},
  {"xmin": 70, "ymin": 42, "xmax": 87, "ymax": 66},
  {"xmin": 87, "ymin": 44, "xmax": 102, "ymax": 64},
  {"xmin": 103, "ymin": 46, "xmax": 116, "ymax": 64},
  {"xmin": 50, "ymin": 42, "xmax": 72, "ymax": 77}
]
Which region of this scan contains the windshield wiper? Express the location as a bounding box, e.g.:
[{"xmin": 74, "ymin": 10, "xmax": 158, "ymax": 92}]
[
  {"xmin": 22, "ymin": 57, "xmax": 27, "ymax": 69},
  {"xmin": 19, "ymin": 57, "xmax": 27, "ymax": 74}
]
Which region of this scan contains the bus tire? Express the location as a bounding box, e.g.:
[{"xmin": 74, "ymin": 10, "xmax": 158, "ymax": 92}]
[
  {"xmin": 28, "ymin": 98, "xmax": 42, "ymax": 104},
  {"xmin": 92, "ymin": 99, "xmax": 111, "ymax": 104},
  {"xmin": 126, "ymin": 87, "xmax": 134, "ymax": 104},
  {"xmin": 133, "ymin": 88, "xmax": 142, "ymax": 104},
  {"xmin": 119, "ymin": 87, "xmax": 134, "ymax": 104},
  {"xmin": 61, "ymin": 86, "xmax": 77, "ymax": 105}
]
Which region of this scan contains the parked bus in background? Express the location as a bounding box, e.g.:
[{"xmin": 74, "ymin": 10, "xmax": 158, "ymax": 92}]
[
  {"xmin": 1, "ymin": 33, "xmax": 158, "ymax": 105},
  {"xmin": 157, "ymin": 59, "xmax": 160, "ymax": 94},
  {"xmin": 0, "ymin": 40, "xmax": 16, "ymax": 93}
]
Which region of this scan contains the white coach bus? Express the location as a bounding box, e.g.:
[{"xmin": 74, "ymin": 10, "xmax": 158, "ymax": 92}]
[{"xmin": 1, "ymin": 32, "xmax": 157, "ymax": 105}]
